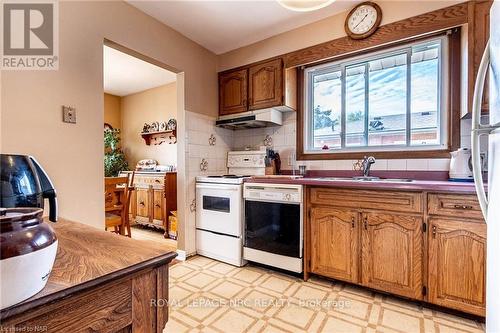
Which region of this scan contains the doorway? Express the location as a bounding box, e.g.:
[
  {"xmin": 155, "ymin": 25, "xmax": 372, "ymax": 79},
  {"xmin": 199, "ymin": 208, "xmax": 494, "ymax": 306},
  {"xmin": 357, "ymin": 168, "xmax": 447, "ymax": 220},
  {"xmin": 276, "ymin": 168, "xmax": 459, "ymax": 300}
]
[{"xmin": 102, "ymin": 41, "xmax": 181, "ymax": 250}]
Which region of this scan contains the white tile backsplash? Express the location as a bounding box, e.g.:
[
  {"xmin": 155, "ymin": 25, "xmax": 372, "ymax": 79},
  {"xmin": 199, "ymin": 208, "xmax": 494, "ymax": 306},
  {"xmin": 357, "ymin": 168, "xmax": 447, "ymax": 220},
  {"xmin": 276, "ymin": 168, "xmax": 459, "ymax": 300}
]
[
  {"xmin": 407, "ymin": 159, "xmax": 429, "ymax": 171},
  {"xmin": 184, "ymin": 111, "xmax": 487, "ymax": 179},
  {"xmin": 211, "ymin": 113, "xmax": 491, "ymax": 172},
  {"xmin": 387, "ymin": 159, "xmax": 407, "ymax": 170},
  {"xmin": 428, "ymin": 158, "xmax": 451, "ymax": 171}
]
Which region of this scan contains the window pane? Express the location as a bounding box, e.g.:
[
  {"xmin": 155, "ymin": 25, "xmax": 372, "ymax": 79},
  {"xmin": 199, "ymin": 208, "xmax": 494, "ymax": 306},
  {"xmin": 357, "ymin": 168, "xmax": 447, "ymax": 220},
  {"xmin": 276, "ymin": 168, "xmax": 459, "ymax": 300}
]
[
  {"xmin": 368, "ymin": 53, "xmax": 407, "ymax": 146},
  {"xmin": 312, "ymin": 70, "xmax": 342, "ymax": 149},
  {"xmin": 346, "ymin": 65, "xmax": 366, "ymax": 147},
  {"xmin": 411, "ymin": 42, "xmax": 440, "ymax": 145}
]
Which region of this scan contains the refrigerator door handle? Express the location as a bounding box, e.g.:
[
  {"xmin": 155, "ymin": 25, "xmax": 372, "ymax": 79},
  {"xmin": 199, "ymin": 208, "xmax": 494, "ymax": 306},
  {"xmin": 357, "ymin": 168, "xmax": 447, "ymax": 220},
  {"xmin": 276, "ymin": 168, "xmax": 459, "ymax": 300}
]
[{"xmin": 471, "ymin": 40, "xmax": 490, "ymax": 219}]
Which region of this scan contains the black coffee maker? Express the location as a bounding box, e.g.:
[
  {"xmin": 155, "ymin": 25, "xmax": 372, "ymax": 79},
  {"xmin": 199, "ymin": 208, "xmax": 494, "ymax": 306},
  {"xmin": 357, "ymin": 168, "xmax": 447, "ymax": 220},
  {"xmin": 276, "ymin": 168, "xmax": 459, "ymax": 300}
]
[{"xmin": 0, "ymin": 154, "xmax": 58, "ymax": 222}]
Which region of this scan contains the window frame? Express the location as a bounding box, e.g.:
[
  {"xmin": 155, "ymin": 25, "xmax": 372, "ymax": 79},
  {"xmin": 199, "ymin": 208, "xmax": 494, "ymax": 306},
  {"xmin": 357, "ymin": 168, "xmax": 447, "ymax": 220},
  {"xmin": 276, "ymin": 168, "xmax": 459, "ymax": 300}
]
[{"xmin": 297, "ymin": 29, "xmax": 461, "ymax": 160}]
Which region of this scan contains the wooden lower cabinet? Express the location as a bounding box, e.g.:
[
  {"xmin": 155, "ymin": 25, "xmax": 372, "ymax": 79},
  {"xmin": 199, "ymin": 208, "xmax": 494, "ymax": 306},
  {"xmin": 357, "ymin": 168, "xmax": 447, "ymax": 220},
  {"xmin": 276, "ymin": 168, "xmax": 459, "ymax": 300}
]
[
  {"xmin": 428, "ymin": 218, "xmax": 486, "ymax": 316},
  {"xmin": 135, "ymin": 188, "xmax": 150, "ymax": 219},
  {"xmin": 310, "ymin": 207, "xmax": 359, "ymax": 284},
  {"xmin": 361, "ymin": 212, "xmax": 423, "ymax": 300},
  {"xmin": 121, "ymin": 172, "xmax": 177, "ymax": 238},
  {"xmin": 306, "ymin": 187, "xmax": 486, "ymax": 316},
  {"xmin": 153, "ymin": 189, "xmax": 165, "ymax": 223}
]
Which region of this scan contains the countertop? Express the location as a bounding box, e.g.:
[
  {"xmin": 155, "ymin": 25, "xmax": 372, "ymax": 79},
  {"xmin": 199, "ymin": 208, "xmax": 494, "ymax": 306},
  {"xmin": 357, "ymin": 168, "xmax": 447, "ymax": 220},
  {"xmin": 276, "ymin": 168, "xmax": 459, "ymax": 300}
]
[
  {"xmin": 0, "ymin": 219, "xmax": 177, "ymax": 320},
  {"xmin": 246, "ymin": 177, "xmax": 482, "ymax": 194}
]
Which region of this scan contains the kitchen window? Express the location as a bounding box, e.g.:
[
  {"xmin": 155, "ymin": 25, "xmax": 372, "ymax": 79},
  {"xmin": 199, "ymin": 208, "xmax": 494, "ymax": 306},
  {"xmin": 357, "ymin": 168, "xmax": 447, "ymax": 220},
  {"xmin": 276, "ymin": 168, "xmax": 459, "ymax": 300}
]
[{"xmin": 302, "ymin": 35, "xmax": 451, "ymax": 157}]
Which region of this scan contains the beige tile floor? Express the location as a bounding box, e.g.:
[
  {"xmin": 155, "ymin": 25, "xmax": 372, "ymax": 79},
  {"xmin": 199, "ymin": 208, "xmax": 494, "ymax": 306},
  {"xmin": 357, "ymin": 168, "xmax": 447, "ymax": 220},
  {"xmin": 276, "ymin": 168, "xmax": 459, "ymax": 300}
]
[
  {"xmin": 130, "ymin": 225, "xmax": 177, "ymax": 250},
  {"xmin": 164, "ymin": 256, "xmax": 485, "ymax": 333}
]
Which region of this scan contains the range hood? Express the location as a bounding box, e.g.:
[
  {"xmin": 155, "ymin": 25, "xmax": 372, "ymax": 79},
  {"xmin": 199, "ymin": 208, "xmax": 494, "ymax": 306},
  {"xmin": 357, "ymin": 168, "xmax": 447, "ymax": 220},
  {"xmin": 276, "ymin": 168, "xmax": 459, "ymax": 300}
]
[{"xmin": 215, "ymin": 109, "xmax": 283, "ymax": 130}]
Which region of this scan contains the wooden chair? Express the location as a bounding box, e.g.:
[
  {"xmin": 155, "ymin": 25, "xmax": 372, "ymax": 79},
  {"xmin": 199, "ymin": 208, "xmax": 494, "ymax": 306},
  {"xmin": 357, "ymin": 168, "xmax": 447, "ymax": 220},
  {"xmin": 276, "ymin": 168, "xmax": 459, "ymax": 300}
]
[{"xmin": 105, "ymin": 172, "xmax": 135, "ymax": 237}]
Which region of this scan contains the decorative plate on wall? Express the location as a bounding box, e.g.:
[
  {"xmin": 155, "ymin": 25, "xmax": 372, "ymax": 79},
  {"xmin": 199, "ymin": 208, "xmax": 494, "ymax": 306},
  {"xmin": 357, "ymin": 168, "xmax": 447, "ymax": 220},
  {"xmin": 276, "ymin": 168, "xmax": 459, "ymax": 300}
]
[
  {"xmin": 167, "ymin": 119, "xmax": 177, "ymax": 131},
  {"xmin": 150, "ymin": 121, "xmax": 159, "ymax": 132},
  {"xmin": 159, "ymin": 121, "xmax": 167, "ymax": 131}
]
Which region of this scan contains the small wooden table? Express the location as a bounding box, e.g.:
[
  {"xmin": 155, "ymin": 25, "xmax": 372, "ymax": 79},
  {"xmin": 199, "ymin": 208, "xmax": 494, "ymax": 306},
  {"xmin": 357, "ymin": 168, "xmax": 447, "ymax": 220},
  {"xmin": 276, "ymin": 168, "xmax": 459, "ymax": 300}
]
[{"xmin": 0, "ymin": 219, "xmax": 177, "ymax": 332}]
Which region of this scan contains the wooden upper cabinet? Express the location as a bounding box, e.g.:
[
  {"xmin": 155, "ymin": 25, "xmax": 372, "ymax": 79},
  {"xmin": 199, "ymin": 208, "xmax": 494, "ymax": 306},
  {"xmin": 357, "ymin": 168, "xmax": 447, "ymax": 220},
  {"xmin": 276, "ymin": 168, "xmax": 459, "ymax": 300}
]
[
  {"xmin": 219, "ymin": 69, "xmax": 248, "ymax": 115},
  {"xmin": 310, "ymin": 207, "xmax": 359, "ymax": 284},
  {"xmin": 248, "ymin": 59, "xmax": 283, "ymax": 110},
  {"xmin": 428, "ymin": 218, "xmax": 486, "ymax": 316},
  {"xmin": 466, "ymin": 0, "xmax": 493, "ymax": 117},
  {"xmin": 361, "ymin": 212, "xmax": 423, "ymax": 300},
  {"xmin": 218, "ymin": 58, "xmax": 296, "ymax": 116}
]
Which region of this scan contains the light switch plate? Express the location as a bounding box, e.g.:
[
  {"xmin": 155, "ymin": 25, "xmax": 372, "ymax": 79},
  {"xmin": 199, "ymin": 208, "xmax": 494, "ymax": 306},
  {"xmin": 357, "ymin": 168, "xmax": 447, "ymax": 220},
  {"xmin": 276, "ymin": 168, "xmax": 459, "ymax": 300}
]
[{"xmin": 62, "ymin": 106, "xmax": 76, "ymax": 124}]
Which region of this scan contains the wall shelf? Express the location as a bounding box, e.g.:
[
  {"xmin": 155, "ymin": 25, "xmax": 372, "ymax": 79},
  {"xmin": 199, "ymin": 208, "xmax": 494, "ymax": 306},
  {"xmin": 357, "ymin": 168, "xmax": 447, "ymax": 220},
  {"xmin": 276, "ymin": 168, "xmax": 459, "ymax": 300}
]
[{"xmin": 140, "ymin": 130, "xmax": 177, "ymax": 145}]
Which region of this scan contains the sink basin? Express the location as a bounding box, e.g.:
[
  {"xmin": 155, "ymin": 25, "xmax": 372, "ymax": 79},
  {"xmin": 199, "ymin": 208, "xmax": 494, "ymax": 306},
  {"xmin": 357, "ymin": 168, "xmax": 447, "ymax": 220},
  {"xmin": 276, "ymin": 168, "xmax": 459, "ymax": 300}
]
[
  {"xmin": 352, "ymin": 176, "xmax": 380, "ymax": 181},
  {"xmin": 377, "ymin": 178, "xmax": 414, "ymax": 183},
  {"xmin": 308, "ymin": 177, "xmax": 414, "ymax": 183}
]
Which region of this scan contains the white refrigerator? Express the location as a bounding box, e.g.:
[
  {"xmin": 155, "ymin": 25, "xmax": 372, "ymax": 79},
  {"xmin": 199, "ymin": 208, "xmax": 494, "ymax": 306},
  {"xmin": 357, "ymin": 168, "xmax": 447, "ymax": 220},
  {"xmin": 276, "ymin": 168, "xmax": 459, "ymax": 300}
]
[{"xmin": 471, "ymin": 2, "xmax": 500, "ymax": 331}]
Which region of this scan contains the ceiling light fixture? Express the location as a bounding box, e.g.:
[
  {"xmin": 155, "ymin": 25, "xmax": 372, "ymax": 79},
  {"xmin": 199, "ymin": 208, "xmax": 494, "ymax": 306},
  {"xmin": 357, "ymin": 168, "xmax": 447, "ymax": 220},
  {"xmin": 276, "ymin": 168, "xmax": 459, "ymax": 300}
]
[{"xmin": 277, "ymin": 0, "xmax": 336, "ymax": 12}]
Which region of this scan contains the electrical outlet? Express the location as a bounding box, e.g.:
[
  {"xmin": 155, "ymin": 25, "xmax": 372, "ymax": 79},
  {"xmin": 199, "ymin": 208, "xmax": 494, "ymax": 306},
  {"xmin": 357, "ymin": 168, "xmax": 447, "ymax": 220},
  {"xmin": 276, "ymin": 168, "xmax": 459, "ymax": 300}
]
[{"xmin": 62, "ymin": 106, "xmax": 76, "ymax": 124}]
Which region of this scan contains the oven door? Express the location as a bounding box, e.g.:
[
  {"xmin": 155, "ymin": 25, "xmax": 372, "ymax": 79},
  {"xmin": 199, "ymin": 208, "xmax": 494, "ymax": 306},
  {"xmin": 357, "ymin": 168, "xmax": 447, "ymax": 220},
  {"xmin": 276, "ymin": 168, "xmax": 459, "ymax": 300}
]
[
  {"xmin": 244, "ymin": 199, "xmax": 301, "ymax": 258},
  {"xmin": 195, "ymin": 183, "xmax": 242, "ymax": 237}
]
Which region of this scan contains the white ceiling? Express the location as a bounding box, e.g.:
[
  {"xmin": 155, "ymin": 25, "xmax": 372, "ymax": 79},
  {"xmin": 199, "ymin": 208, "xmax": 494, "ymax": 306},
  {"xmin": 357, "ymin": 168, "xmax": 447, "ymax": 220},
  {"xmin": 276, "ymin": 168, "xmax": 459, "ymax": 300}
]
[
  {"xmin": 127, "ymin": 0, "xmax": 361, "ymax": 55},
  {"xmin": 103, "ymin": 45, "xmax": 177, "ymax": 96}
]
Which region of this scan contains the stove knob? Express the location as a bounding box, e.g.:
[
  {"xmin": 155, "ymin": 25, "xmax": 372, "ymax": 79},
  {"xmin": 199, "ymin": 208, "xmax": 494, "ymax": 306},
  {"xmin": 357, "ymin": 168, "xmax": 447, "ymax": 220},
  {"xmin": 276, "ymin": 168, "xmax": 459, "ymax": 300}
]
[{"xmin": 284, "ymin": 193, "xmax": 291, "ymax": 201}]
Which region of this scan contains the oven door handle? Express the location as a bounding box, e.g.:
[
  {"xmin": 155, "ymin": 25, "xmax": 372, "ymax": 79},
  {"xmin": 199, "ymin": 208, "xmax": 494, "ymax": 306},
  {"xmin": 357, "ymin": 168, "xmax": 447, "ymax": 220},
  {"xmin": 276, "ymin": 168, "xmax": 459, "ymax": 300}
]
[{"xmin": 196, "ymin": 184, "xmax": 240, "ymax": 191}]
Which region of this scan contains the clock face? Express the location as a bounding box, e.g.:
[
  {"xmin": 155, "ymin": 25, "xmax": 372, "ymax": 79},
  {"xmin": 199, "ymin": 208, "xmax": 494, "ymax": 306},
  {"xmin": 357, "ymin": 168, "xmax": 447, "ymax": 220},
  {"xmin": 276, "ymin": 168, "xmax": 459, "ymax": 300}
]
[{"xmin": 347, "ymin": 4, "xmax": 379, "ymax": 36}]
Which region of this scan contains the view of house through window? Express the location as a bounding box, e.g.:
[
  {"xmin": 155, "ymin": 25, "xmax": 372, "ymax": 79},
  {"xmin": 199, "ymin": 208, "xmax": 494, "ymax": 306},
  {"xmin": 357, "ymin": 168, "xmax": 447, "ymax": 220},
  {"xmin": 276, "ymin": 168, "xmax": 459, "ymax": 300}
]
[{"xmin": 305, "ymin": 36, "xmax": 447, "ymax": 153}]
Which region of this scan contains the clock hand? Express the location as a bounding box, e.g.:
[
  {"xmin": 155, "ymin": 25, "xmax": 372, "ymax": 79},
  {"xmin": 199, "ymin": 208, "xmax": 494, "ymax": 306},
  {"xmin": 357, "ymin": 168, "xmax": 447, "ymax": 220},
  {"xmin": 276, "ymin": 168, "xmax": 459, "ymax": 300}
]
[{"xmin": 354, "ymin": 14, "xmax": 369, "ymax": 29}]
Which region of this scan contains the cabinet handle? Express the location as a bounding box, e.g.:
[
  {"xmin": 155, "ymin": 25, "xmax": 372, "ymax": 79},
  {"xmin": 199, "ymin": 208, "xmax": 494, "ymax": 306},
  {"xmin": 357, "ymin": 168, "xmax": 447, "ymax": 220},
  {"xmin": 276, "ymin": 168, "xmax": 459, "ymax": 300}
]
[
  {"xmin": 351, "ymin": 216, "xmax": 355, "ymax": 228},
  {"xmin": 139, "ymin": 201, "xmax": 145, "ymax": 206},
  {"xmin": 454, "ymin": 204, "xmax": 473, "ymax": 210},
  {"xmin": 155, "ymin": 203, "xmax": 161, "ymax": 208},
  {"xmin": 155, "ymin": 179, "xmax": 161, "ymax": 183},
  {"xmin": 432, "ymin": 225, "xmax": 437, "ymax": 238},
  {"xmin": 364, "ymin": 217, "xmax": 368, "ymax": 230}
]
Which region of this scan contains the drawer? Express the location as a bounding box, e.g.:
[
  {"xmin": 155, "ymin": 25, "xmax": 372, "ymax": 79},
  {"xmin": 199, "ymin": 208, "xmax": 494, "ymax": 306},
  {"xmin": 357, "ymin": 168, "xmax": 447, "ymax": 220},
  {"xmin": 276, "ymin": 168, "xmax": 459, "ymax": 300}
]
[
  {"xmin": 134, "ymin": 176, "xmax": 164, "ymax": 186},
  {"xmin": 309, "ymin": 188, "xmax": 423, "ymax": 213},
  {"xmin": 428, "ymin": 193, "xmax": 484, "ymax": 220}
]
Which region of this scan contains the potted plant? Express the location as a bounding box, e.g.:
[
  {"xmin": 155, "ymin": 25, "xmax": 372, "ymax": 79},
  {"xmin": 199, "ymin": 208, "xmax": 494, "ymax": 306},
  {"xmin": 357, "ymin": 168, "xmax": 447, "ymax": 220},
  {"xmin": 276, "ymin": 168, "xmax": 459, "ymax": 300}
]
[{"xmin": 104, "ymin": 128, "xmax": 129, "ymax": 177}]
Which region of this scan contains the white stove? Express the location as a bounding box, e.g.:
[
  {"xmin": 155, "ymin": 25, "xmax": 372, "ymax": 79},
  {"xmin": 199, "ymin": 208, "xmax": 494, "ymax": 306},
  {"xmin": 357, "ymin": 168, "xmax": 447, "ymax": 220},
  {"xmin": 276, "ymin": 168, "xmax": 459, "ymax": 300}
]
[
  {"xmin": 195, "ymin": 175, "xmax": 249, "ymax": 185},
  {"xmin": 195, "ymin": 148, "xmax": 266, "ymax": 266}
]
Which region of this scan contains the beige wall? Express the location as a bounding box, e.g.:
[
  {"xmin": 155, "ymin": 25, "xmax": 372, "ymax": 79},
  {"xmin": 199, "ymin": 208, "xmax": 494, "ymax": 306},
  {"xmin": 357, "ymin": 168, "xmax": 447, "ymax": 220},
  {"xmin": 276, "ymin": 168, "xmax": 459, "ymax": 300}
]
[
  {"xmin": 121, "ymin": 83, "xmax": 177, "ymax": 167},
  {"xmin": 217, "ymin": 1, "xmax": 465, "ymax": 71},
  {"xmin": 104, "ymin": 93, "xmax": 121, "ymax": 130},
  {"xmin": 1, "ymin": 1, "xmax": 217, "ymax": 230}
]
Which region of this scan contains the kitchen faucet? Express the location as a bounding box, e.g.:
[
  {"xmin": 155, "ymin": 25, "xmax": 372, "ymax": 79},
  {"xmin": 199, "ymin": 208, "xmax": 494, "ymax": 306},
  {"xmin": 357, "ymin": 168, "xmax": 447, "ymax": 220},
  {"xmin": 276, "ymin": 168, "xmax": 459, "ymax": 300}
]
[{"xmin": 362, "ymin": 156, "xmax": 376, "ymax": 177}]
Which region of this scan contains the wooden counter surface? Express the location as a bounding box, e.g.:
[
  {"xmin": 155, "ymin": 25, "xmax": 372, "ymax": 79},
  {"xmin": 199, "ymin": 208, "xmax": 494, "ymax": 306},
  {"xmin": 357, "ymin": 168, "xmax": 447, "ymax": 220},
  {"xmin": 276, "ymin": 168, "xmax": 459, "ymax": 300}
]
[{"xmin": 0, "ymin": 219, "xmax": 177, "ymax": 332}]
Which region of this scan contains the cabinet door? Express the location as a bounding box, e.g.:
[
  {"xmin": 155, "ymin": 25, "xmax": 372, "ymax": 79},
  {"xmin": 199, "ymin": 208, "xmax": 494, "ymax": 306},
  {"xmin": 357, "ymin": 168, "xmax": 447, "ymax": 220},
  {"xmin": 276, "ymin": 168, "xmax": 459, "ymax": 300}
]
[
  {"xmin": 130, "ymin": 190, "xmax": 137, "ymax": 219},
  {"xmin": 135, "ymin": 188, "xmax": 150, "ymax": 219},
  {"xmin": 310, "ymin": 207, "xmax": 359, "ymax": 283},
  {"xmin": 248, "ymin": 59, "xmax": 283, "ymax": 110},
  {"xmin": 219, "ymin": 69, "xmax": 248, "ymax": 115},
  {"xmin": 152, "ymin": 190, "xmax": 165, "ymax": 223},
  {"xmin": 361, "ymin": 212, "xmax": 423, "ymax": 299},
  {"xmin": 428, "ymin": 218, "xmax": 486, "ymax": 316}
]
